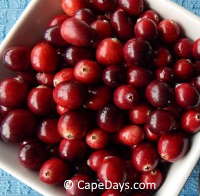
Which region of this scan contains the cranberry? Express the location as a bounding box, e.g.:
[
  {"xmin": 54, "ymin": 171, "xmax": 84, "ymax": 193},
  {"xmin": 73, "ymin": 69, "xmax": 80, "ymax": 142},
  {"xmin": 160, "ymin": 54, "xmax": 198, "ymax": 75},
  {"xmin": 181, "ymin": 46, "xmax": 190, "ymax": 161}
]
[
  {"xmin": 114, "ymin": 85, "xmax": 139, "ymax": 110},
  {"xmin": 58, "ymin": 111, "xmax": 90, "ymax": 140},
  {"xmin": 174, "ymin": 38, "xmax": 193, "ymax": 58},
  {"xmin": 59, "ymin": 139, "xmax": 87, "ymax": 160},
  {"xmin": 0, "ymin": 77, "xmax": 28, "ymax": 107},
  {"xmin": 123, "ymin": 38, "xmax": 153, "ymax": 65},
  {"xmin": 53, "ymin": 81, "xmax": 86, "ymax": 109},
  {"xmin": 118, "ymin": 0, "xmax": 144, "ymax": 16},
  {"xmin": 194, "ymin": 60, "xmax": 200, "ymax": 74},
  {"xmin": 181, "ymin": 109, "xmax": 200, "ymax": 133},
  {"xmin": 96, "ymin": 38, "xmax": 123, "ymax": 65},
  {"xmin": 158, "ymin": 132, "xmax": 189, "ymax": 162},
  {"xmin": 144, "ymin": 125, "xmax": 159, "ymax": 141},
  {"xmin": 192, "ymin": 76, "xmax": 200, "ymax": 92},
  {"xmin": 48, "ymin": 14, "xmax": 69, "ymax": 27},
  {"xmin": 56, "ymin": 105, "xmax": 70, "ymax": 115},
  {"xmin": 61, "ymin": 18, "xmax": 96, "ymax": 46},
  {"xmin": 193, "ymin": 38, "xmax": 200, "ymax": 59},
  {"xmin": 140, "ymin": 169, "xmax": 163, "ymax": 190},
  {"xmin": 129, "ymin": 104, "xmax": 151, "ymax": 125},
  {"xmin": 131, "ymin": 143, "xmax": 159, "ymax": 172},
  {"xmin": 0, "ymin": 109, "xmax": 36, "ymax": 143},
  {"xmin": 147, "ymin": 110, "xmax": 176, "ymax": 135},
  {"xmin": 97, "ymin": 104, "xmax": 124, "ymax": 132},
  {"xmin": 141, "ymin": 10, "xmax": 160, "ymax": 24},
  {"xmin": 3, "ymin": 47, "xmax": 31, "ymax": 71},
  {"xmin": 74, "ymin": 60, "xmax": 101, "ymax": 84},
  {"xmin": 102, "ymin": 190, "xmax": 122, "ymax": 196},
  {"xmin": 127, "ymin": 65, "xmax": 152, "ymax": 87},
  {"xmin": 27, "ymin": 85, "xmax": 55, "ymax": 115},
  {"xmin": 175, "ymin": 83, "xmax": 200, "ymax": 108},
  {"xmin": 19, "ymin": 141, "xmax": 48, "ymax": 170},
  {"xmin": 163, "ymin": 104, "xmax": 182, "ymax": 119},
  {"xmin": 155, "ymin": 67, "xmax": 174, "ymax": 83},
  {"xmin": 158, "ymin": 19, "xmax": 181, "ymax": 43},
  {"xmin": 36, "ymin": 72, "xmax": 54, "ymax": 87},
  {"xmin": 16, "ymin": 72, "xmax": 36, "ymax": 86},
  {"xmin": 74, "ymin": 8, "xmax": 95, "ymax": 24},
  {"xmin": 39, "ymin": 158, "xmax": 70, "ymax": 184},
  {"xmin": 0, "ymin": 105, "xmax": 11, "ymax": 117},
  {"xmin": 91, "ymin": 0, "xmax": 117, "ymax": 11},
  {"xmin": 38, "ymin": 119, "xmax": 61, "ymax": 144}
]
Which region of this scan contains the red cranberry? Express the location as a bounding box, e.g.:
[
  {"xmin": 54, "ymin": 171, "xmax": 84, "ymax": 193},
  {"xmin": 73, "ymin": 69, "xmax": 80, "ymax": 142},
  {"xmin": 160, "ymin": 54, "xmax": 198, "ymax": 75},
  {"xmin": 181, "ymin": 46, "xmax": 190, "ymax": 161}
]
[
  {"xmin": 48, "ymin": 14, "xmax": 69, "ymax": 27},
  {"xmin": 140, "ymin": 169, "xmax": 163, "ymax": 190},
  {"xmin": 118, "ymin": 0, "xmax": 144, "ymax": 16},
  {"xmin": 0, "ymin": 77, "xmax": 28, "ymax": 107},
  {"xmin": 27, "ymin": 85, "xmax": 55, "ymax": 115},
  {"xmin": 192, "ymin": 76, "xmax": 200, "ymax": 92},
  {"xmin": 181, "ymin": 109, "xmax": 200, "ymax": 133},
  {"xmin": 36, "ymin": 72, "xmax": 54, "ymax": 87},
  {"xmin": 58, "ymin": 111, "xmax": 90, "ymax": 140},
  {"xmin": 114, "ymin": 85, "xmax": 139, "ymax": 110},
  {"xmin": 102, "ymin": 190, "xmax": 122, "ymax": 196},
  {"xmin": 163, "ymin": 104, "xmax": 182, "ymax": 119},
  {"xmin": 16, "ymin": 72, "xmax": 36, "ymax": 86},
  {"xmin": 53, "ymin": 81, "xmax": 86, "ymax": 109},
  {"xmin": 59, "ymin": 139, "xmax": 87, "ymax": 160},
  {"xmin": 147, "ymin": 110, "xmax": 176, "ymax": 135},
  {"xmin": 129, "ymin": 104, "xmax": 151, "ymax": 125},
  {"xmin": 174, "ymin": 38, "xmax": 193, "ymax": 58},
  {"xmin": 158, "ymin": 132, "xmax": 189, "ymax": 162},
  {"xmin": 155, "ymin": 67, "xmax": 174, "ymax": 83},
  {"xmin": 158, "ymin": 19, "xmax": 181, "ymax": 43},
  {"xmin": 39, "ymin": 158, "xmax": 70, "ymax": 184},
  {"xmin": 141, "ymin": 10, "xmax": 160, "ymax": 24},
  {"xmin": 175, "ymin": 83, "xmax": 200, "ymax": 108},
  {"xmin": 91, "ymin": 0, "xmax": 117, "ymax": 11},
  {"xmin": 0, "ymin": 105, "xmax": 11, "ymax": 117},
  {"xmin": 131, "ymin": 143, "xmax": 159, "ymax": 172},
  {"xmin": 144, "ymin": 125, "xmax": 159, "ymax": 141},
  {"xmin": 194, "ymin": 61, "xmax": 200, "ymax": 74},
  {"xmin": 193, "ymin": 39, "xmax": 200, "ymax": 59},
  {"xmin": 96, "ymin": 38, "xmax": 123, "ymax": 65},
  {"xmin": 97, "ymin": 104, "xmax": 124, "ymax": 132},
  {"xmin": 3, "ymin": 47, "xmax": 31, "ymax": 71},
  {"xmin": 0, "ymin": 109, "xmax": 36, "ymax": 143},
  {"xmin": 74, "ymin": 8, "xmax": 95, "ymax": 24},
  {"xmin": 56, "ymin": 105, "xmax": 70, "ymax": 115},
  {"xmin": 61, "ymin": 18, "xmax": 96, "ymax": 46}
]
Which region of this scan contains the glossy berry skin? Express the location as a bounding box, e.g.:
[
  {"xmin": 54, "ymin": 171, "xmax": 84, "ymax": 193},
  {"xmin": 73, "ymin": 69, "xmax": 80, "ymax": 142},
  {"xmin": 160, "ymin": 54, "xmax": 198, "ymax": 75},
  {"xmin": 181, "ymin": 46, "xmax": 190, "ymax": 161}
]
[
  {"xmin": 155, "ymin": 67, "xmax": 174, "ymax": 83},
  {"xmin": 56, "ymin": 105, "xmax": 70, "ymax": 115},
  {"xmin": 144, "ymin": 125, "xmax": 159, "ymax": 141},
  {"xmin": 193, "ymin": 38, "xmax": 200, "ymax": 59},
  {"xmin": 53, "ymin": 81, "xmax": 86, "ymax": 109},
  {"xmin": 38, "ymin": 119, "xmax": 61, "ymax": 144},
  {"xmin": 96, "ymin": 38, "xmax": 123, "ymax": 65},
  {"xmin": 145, "ymin": 80, "xmax": 172, "ymax": 107},
  {"xmin": 97, "ymin": 104, "xmax": 124, "ymax": 132},
  {"xmin": 58, "ymin": 111, "xmax": 90, "ymax": 140},
  {"xmin": 118, "ymin": 125, "xmax": 144, "ymax": 146},
  {"xmin": 158, "ymin": 133, "xmax": 189, "ymax": 162},
  {"xmin": 36, "ymin": 73, "xmax": 54, "ymax": 87},
  {"xmin": 19, "ymin": 141, "xmax": 48, "ymax": 170},
  {"xmin": 114, "ymin": 85, "xmax": 139, "ymax": 110},
  {"xmin": 147, "ymin": 110, "xmax": 175, "ymax": 135},
  {"xmin": 27, "ymin": 86, "xmax": 55, "ymax": 116},
  {"xmin": 91, "ymin": 0, "xmax": 117, "ymax": 11},
  {"xmin": 74, "ymin": 8, "xmax": 95, "ymax": 24},
  {"xmin": 134, "ymin": 18, "xmax": 158, "ymax": 41},
  {"xmin": 0, "ymin": 109, "xmax": 36, "ymax": 143},
  {"xmin": 16, "ymin": 72, "xmax": 36, "ymax": 86},
  {"xmin": 174, "ymin": 38, "xmax": 193, "ymax": 58},
  {"xmin": 118, "ymin": 0, "xmax": 144, "ymax": 16},
  {"xmin": 31, "ymin": 42, "xmax": 58, "ymax": 73},
  {"xmin": 101, "ymin": 190, "xmax": 122, "ymax": 196},
  {"xmin": 175, "ymin": 83, "xmax": 200, "ymax": 108},
  {"xmin": 141, "ymin": 10, "xmax": 160, "ymax": 24},
  {"xmin": 140, "ymin": 169, "xmax": 163, "ymax": 190},
  {"xmin": 74, "ymin": 60, "xmax": 101, "ymax": 84},
  {"xmin": 131, "ymin": 143, "xmax": 159, "ymax": 172},
  {"xmin": 61, "ymin": 18, "xmax": 96, "ymax": 47},
  {"xmin": 3, "ymin": 47, "xmax": 31, "ymax": 71},
  {"xmin": 0, "ymin": 77, "xmax": 28, "ymax": 108},
  {"xmin": 158, "ymin": 19, "xmax": 181, "ymax": 43},
  {"xmin": 59, "ymin": 139, "xmax": 87, "ymax": 160},
  {"xmin": 181, "ymin": 110, "xmax": 200, "ymax": 133},
  {"xmin": 48, "ymin": 14, "xmax": 69, "ymax": 27},
  {"xmin": 129, "ymin": 104, "xmax": 151, "ymax": 125},
  {"xmin": 86, "ymin": 129, "xmax": 109, "ymax": 149},
  {"xmin": 0, "ymin": 105, "xmax": 11, "ymax": 117},
  {"xmin": 39, "ymin": 158, "xmax": 70, "ymax": 184}
]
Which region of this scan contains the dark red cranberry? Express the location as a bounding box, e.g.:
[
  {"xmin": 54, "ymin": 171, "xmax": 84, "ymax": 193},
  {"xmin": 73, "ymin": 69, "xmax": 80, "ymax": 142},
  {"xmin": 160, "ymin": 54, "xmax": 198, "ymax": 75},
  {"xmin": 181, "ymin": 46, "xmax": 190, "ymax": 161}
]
[
  {"xmin": 174, "ymin": 38, "xmax": 193, "ymax": 58},
  {"xmin": 0, "ymin": 105, "xmax": 11, "ymax": 117},
  {"xmin": 96, "ymin": 38, "xmax": 123, "ymax": 65},
  {"xmin": 158, "ymin": 19, "xmax": 181, "ymax": 43},
  {"xmin": 193, "ymin": 38, "xmax": 200, "ymax": 59},
  {"xmin": 97, "ymin": 104, "xmax": 124, "ymax": 132},
  {"xmin": 192, "ymin": 76, "xmax": 200, "ymax": 92},
  {"xmin": 163, "ymin": 104, "xmax": 182, "ymax": 119},
  {"xmin": 0, "ymin": 109, "xmax": 36, "ymax": 143},
  {"xmin": 158, "ymin": 132, "xmax": 189, "ymax": 162},
  {"xmin": 74, "ymin": 8, "xmax": 95, "ymax": 24},
  {"xmin": 175, "ymin": 83, "xmax": 200, "ymax": 108},
  {"xmin": 144, "ymin": 125, "xmax": 159, "ymax": 141},
  {"xmin": 27, "ymin": 85, "xmax": 55, "ymax": 115},
  {"xmin": 0, "ymin": 77, "xmax": 28, "ymax": 107},
  {"xmin": 3, "ymin": 47, "xmax": 31, "ymax": 71},
  {"xmin": 91, "ymin": 0, "xmax": 117, "ymax": 11},
  {"xmin": 16, "ymin": 72, "xmax": 36, "ymax": 86},
  {"xmin": 48, "ymin": 14, "xmax": 69, "ymax": 27},
  {"xmin": 56, "ymin": 105, "xmax": 70, "ymax": 115},
  {"xmin": 131, "ymin": 143, "xmax": 159, "ymax": 172},
  {"xmin": 147, "ymin": 110, "xmax": 176, "ymax": 135},
  {"xmin": 118, "ymin": 0, "xmax": 144, "ymax": 16},
  {"xmin": 36, "ymin": 72, "xmax": 54, "ymax": 87},
  {"xmin": 141, "ymin": 10, "xmax": 160, "ymax": 24},
  {"xmin": 194, "ymin": 61, "xmax": 200, "ymax": 74},
  {"xmin": 114, "ymin": 85, "xmax": 139, "ymax": 110},
  {"xmin": 155, "ymin": 67, "xmax": 174, "ymax": 83},
  {"xmin": 19, "ymin": 141, "xmax": 48, "ymax": 170},
  {"xmin": 181, "ymin": 109, "xmax": 200, "ymax": 133},
  {"xmin": 53, "ymin": 81, "xmax": 86, "ymax": 109},
  {"xmin": 39, "ymin": 158, "xmax": 70, "ymax": 184},
  {"xmin": 102, "ymin": 190, "xmax": 122, "ymax": 196}
]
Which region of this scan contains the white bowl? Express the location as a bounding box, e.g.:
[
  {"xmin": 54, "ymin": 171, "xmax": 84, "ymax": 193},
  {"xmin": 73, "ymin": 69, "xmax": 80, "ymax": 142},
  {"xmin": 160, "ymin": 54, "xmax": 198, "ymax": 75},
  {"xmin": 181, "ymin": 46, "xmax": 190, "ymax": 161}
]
[{"xmin": 0, "ymin": 0, "xmax": 200, "ymax": 196}]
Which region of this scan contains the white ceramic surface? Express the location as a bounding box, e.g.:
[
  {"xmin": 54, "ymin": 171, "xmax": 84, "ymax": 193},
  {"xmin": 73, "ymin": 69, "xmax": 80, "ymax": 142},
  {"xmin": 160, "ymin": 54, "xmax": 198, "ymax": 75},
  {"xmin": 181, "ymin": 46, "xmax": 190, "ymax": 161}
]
[{"xmin": 0, "ymin": 0, "xmax": 200, "ymax": 196}]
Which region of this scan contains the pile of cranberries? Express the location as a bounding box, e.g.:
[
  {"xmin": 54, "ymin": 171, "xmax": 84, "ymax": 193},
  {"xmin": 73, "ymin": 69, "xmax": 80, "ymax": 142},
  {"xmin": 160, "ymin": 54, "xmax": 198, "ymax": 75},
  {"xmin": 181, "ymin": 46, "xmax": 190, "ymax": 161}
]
[{"xmin": 1, "ymin": 0, "xmax": 200, "ymax": 195}]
